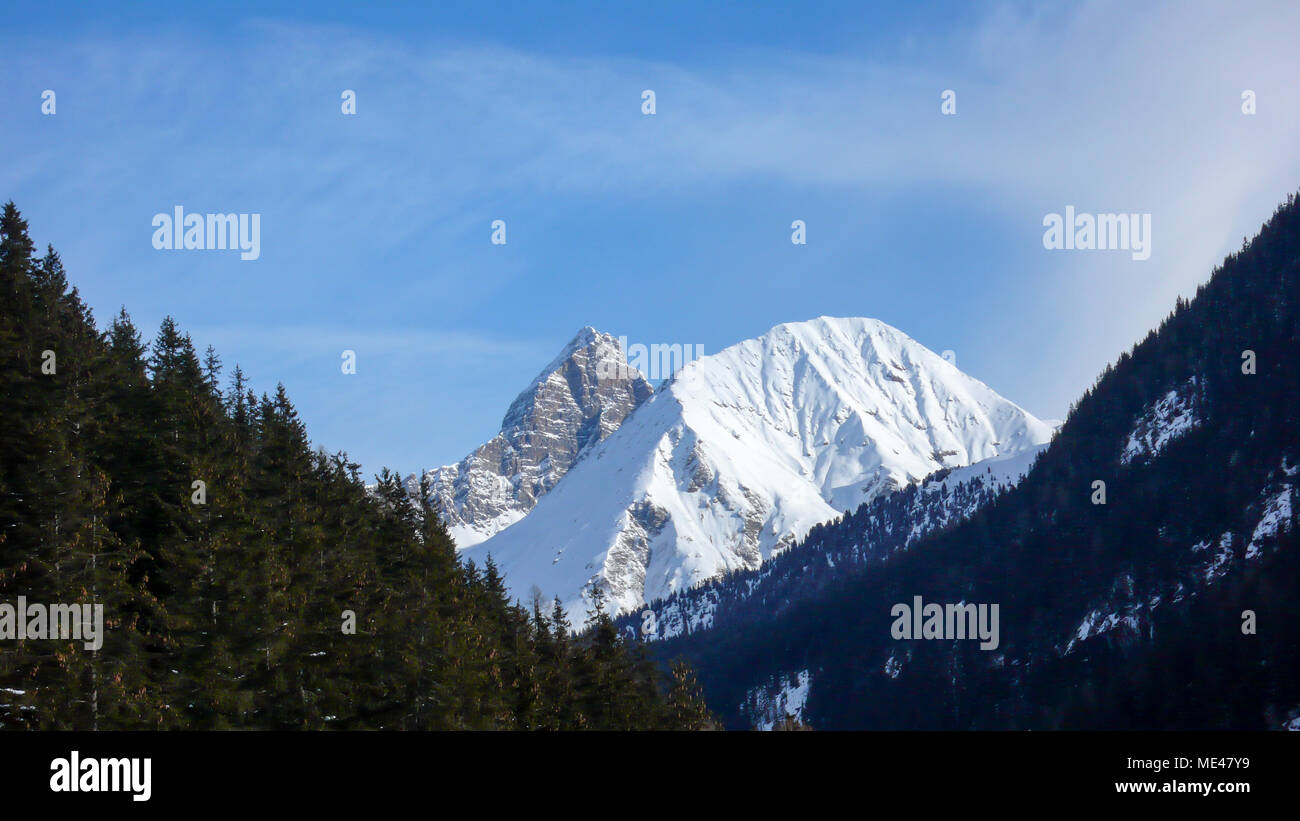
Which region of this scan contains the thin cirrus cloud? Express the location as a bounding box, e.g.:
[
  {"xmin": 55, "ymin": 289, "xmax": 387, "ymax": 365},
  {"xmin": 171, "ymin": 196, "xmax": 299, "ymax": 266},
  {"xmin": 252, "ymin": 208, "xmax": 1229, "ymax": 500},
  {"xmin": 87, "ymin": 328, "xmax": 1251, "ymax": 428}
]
[
  {"xmin": 2, "ymin": 1, "xmax": 1298, "ymax": 473},
  {"xmin": 14, "ymin": 8, "xmax": 1297, "ymax": 199}
]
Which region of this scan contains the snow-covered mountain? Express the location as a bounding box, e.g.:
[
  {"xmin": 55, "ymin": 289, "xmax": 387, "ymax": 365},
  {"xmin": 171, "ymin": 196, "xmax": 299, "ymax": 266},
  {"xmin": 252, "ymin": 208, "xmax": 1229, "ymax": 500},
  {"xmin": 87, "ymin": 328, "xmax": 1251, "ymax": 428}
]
[
  {"xmin": 646, "ymin": 195, "xmax": 1300, "ymax": 730},
  {"xmin": 420, "ymin": 328, "xmax": 652, "ymax": 547},
  {"xmin": 464, "ymin": 316, "xmax": 1055, "ymax": 619},
  {"xmin": 622, "ymin": 442, "xmax": 1050, "ymax": 644}
]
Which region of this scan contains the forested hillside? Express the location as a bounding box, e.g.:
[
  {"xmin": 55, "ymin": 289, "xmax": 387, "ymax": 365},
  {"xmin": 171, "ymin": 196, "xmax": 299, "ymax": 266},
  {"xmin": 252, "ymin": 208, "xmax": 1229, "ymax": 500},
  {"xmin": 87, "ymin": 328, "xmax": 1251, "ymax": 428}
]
[
  {"xmin": 615, "ymin": 446, "xmax": 1043, "ymax": 644},
  {"xmin": 657, "ymin": 193, "xmax": 1300, "ymax": 730},
  {"xmin": 0, "ymin": 202, "xmax": 712, "ymax": 730}
]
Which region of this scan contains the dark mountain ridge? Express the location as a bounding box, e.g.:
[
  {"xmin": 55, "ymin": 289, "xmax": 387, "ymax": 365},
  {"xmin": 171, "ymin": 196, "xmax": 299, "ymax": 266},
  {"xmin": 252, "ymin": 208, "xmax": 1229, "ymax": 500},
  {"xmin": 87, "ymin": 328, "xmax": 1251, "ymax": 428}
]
[{"xmin": 653, "ymin": 192, "xmax": 1300, "ymax": 730}]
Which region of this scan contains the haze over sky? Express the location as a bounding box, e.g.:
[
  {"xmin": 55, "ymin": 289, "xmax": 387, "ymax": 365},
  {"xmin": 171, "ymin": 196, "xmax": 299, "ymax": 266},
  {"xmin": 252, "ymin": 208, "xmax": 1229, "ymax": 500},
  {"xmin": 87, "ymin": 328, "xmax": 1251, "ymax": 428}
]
[{"xmin": 4, "ymin": 1, "xmax": 1299, "ymax": 477}]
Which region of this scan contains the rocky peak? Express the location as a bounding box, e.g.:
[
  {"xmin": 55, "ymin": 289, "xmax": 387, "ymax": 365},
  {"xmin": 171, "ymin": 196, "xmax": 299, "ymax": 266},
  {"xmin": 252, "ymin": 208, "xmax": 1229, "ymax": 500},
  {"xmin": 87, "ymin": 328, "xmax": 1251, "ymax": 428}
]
[{"xmin": 423, "ymin": 328, "xmax": 652, "ymax": 548}]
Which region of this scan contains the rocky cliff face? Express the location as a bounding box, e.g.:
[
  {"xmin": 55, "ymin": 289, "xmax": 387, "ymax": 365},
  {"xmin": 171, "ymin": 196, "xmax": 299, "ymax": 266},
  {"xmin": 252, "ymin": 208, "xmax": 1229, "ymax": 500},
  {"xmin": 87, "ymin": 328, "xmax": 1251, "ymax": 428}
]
[{"xmin": 420, "ymin": 328, "xmax": 653, "ymax": 548}]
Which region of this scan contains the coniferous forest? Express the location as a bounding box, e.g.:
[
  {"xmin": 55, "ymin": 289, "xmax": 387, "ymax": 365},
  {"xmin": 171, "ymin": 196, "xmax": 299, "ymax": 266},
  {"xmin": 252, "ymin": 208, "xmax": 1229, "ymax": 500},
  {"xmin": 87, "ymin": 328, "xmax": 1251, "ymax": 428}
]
[
  {"xmin": 647, "ymin": 194, "xmax": 1300, "ymax": 730},
  {"xmin": 0, "ymin": 202, "xmax": 714, "ymax": 730}
]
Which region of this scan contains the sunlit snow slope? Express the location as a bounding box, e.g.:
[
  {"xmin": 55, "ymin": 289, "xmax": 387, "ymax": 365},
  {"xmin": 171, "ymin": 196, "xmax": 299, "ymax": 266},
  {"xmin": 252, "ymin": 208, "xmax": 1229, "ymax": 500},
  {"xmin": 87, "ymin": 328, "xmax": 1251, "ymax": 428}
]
[{"xmin": 464, "ymin": 317, "xmax": 1054, "ymax": 618}]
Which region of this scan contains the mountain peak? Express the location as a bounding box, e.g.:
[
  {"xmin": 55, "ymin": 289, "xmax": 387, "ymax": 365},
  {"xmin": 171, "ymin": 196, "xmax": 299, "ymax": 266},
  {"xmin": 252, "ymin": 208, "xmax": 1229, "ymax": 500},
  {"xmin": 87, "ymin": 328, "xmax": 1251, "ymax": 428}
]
[
  {"xmin": 503, "ymin": 327, "xmax": 644, "ymax": 434},
  {"xmin": 468, "ymin": 317, "xmax": 1055, "ymax": 620},
  {"xmin": 423, "ymin": 327, "xmax": 652, "ymax": 548}
]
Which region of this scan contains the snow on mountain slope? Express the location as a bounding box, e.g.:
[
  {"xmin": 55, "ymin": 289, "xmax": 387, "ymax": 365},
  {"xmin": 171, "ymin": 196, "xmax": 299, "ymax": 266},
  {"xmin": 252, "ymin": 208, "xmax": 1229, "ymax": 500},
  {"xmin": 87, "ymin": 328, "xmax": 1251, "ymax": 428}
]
[
  {"xmin": 743, "ymin": 670, "xmax": 812, "ymax": 730},
  {"xmin": 420, "ymin": 328, "xmax": 652, "ymax": 548},
  {"xmin": 1121, "ymin": 376, "xmax": 1202, "ymax": 465},
  {"xmin": 464, "ymin": 316, "xmax": 1055, "ymax": 619},
  {"xmin": 626, "ymin": 441, "xmax": 1051, "ymax": 644}
]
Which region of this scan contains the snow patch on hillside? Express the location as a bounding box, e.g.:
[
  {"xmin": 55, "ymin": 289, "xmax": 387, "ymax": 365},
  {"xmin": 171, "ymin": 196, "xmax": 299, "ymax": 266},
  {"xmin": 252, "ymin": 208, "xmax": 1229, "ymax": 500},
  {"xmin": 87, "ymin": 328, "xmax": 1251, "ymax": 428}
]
[
  {"xmin": 744, "ymin": 670, "xmax": 812, "ymax": 730},
  {"xmin": 1063, "ymin": 597, "xmax": 1160, "ymax": 655},
  {"xmin": 1121, "ymin": 377, "xmax": 1201, "ymax": 465},
  {"xmin": 1246, "ymin": 486, "xmax": 1293, "ymax": 559},
  {"xmin": 1064, "ymin": 462, "xmax": 1297, "ymax": 657},
  {"xmin": 901, "ymin": 445, "xmax": 1045, "ymax": 547}
]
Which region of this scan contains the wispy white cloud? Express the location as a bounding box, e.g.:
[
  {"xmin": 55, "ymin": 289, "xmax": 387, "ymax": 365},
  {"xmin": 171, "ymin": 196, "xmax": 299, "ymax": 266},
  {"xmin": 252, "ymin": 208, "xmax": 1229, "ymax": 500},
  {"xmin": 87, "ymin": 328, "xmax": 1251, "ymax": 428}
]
[{"xmin": 3, "ymin": 0, "xmax": 1298, "ymax": 469}]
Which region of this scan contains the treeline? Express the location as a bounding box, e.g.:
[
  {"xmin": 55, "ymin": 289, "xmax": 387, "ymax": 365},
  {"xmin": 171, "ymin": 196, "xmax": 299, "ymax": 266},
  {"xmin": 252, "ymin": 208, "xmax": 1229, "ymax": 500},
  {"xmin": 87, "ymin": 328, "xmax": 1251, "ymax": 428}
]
[{"xmin": 0, "ymin": 202, "xmax": 713, "ymax": 730}]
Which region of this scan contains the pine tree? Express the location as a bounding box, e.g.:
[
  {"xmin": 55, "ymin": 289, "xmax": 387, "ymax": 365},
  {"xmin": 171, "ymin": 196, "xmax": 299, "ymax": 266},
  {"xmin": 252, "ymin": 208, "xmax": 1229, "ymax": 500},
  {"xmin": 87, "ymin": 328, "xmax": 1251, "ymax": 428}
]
[{"xmin": 664, "ymin": 661, "xmax": 714, "ymax": 730}]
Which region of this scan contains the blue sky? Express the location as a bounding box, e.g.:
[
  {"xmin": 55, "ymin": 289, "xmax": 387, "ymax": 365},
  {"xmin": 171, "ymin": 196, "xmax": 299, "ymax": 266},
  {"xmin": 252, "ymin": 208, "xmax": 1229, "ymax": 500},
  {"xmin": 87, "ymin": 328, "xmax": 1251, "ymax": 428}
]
[{"xmin": 3, "ymin": 1, "xmax": 1299, "ymax": 477}]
